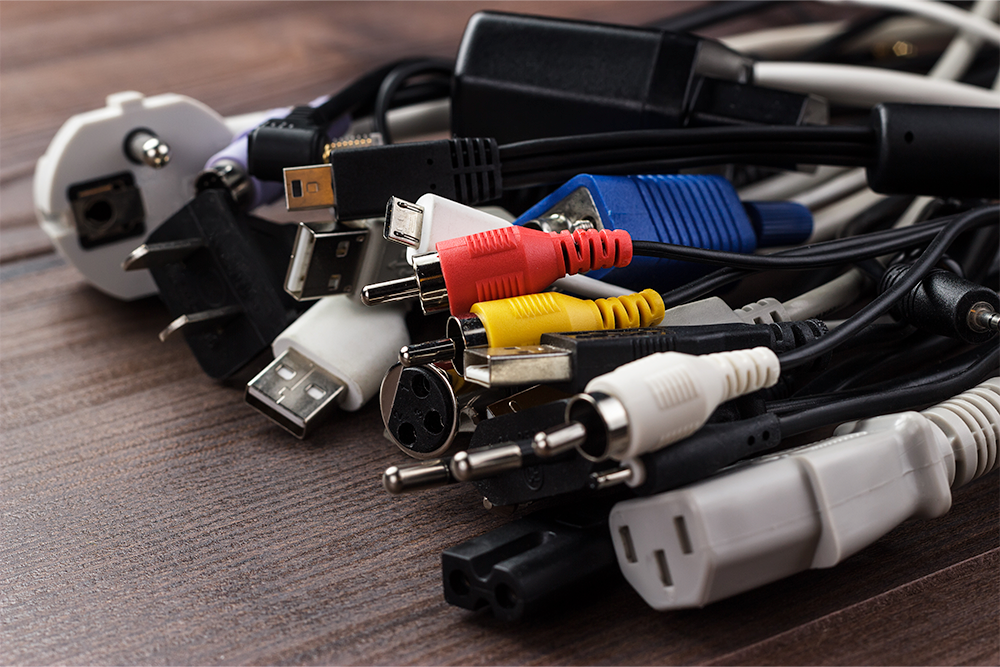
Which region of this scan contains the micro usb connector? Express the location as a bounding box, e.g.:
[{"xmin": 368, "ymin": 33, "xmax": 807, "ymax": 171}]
[
  {"xmin": 246, "ymin": 347, "xmax": 347, "ymax": 438},
  {"xmin": 384, "ymin": 196, "xmax": 426, "ymax": 247}
]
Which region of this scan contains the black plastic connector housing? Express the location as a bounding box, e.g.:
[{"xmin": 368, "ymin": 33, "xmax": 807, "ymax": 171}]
[
  {"xmin": 329, "ymin": 138, "xmax": 502, "ymax": 220},
  {"xmin": 247, "ymin": 106, "xmax": 327, "ymax": 182},
  {"xmin": 867, "ymin": 104, "xmax": 1000, "ymax": 198},
  {"xmin": 631, "ymin": 413, "xmax": 782, "ymax": 497},
  {"xmin": 540, "ymin": 320, "xmax": 829, "ymax": 394},
  {"xmin": 688, "ymin": 77, "xmax": 827, "ymax": 128},
  {"xmin": 387, "ymin": 365, "xmax": 459, "ymax": 457},
  {"xmin": 880, "ymin": 263, "xmax": 999, "ymax": 344},
  {"xmin": 142, "ymin": 189, "xmax": 309, "ymax": 378},
  {"xmin": 469, "ymin": 398, "xmax": 616, "ymax": 507},
  {"xmin": 68, "ymin": 171, "xmax": 146, "ymax": 249},
  {"xmin": 452, "ymin": 11, "xmax": 825, "ymax": 143},
  {"xmin": 453, "ymin": 11, "xmax": 749, "ymax": 142},
  {"xmin": 442, "ymin": 502, "xmax": 620, "ymax": 621}
]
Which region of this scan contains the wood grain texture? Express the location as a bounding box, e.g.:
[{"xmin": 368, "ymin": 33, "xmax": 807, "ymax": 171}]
[{"xmin": 1, "ymin": 3, "xmax": 998, "ymax": 665}]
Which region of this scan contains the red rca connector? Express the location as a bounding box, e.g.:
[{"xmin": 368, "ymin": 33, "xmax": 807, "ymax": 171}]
[{"xmin": 362, "ymin": 224, "xmax": 633, "ymax": 315}]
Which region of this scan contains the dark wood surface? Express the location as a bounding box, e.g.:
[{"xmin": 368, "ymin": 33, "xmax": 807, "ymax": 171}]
[{"xmin": 1, "ymin": 3, "xmax": 997, "ymax": 665}]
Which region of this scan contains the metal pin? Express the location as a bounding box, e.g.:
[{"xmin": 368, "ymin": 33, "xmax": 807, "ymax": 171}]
[
  {"xmin": 196, "ymin": 160, "xmax": 252, "ymax": 209},
  {"xmin": 532, "ymin": 421, "xmax": 587, "ymax": 458},
  {"xmin": 590, "ymin": 467, "xmax": 633, "ymax": 490},
  {"xmin": 451, "ymin": 444, "xmax": 523, "ymax": 482},
  {"xmin": 399, "ymin": 338, "xmax": 456, "ymax": 367},
  {"xmin": 158, "ymin": 305, "xmax": 242, "ymax": 341},
  {"xmin": 383, "ymin": 460, "xmax": 453, "ymax": 494},
  {"xmin": 361, "ymin": 275, "xmax": 420, "ymax": 306},
  {"xmin": 969, "ymin": 303, "xmax": 1000, "ymax": 333},
  {"xmin": 122, "ymin": 238, "xmax": 205, "ymax": 271},
  {"xmin": 126, "ymin": 130, "xmax": 170, "ymax": 168}
]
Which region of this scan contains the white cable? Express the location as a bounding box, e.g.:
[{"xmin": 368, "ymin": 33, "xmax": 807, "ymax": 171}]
[
  {"xmin": 609, "ymin": 377, "xmax": 1000, "ymax": 610},
  {"xmin": 720, "ymin": 21, "xmax": 848, "ymax": 58},
  {"xmin": 736, "ymin": 166, "xmax": 850, "ymax": 202},
  {"xmin": 928, "ymin": 0, "xmax": 999, "ymax": 79},
  {"xmin": 754, "ymin": 61, "xmax": 1000, "ymax": 107},
  {"xmin": 576, "ymin": 347, "xmax": 781, "ymax": 461},
  {"xmin": 782, "ymin": 268, "xmax": 870, "ymax": 320},
  {"xmin": 720, "ymin": 17, "xmax": 955, "ymax": 59},
  {"xmin": 892, "ymin": 196, "xmax": 934, "ymax": 229},
  {"xmin": 809, "ymin": 189, "xmax": 888, "ymax": 242},
  {"xmin": 658, "ymin": 296, "xmax": 788, "ymax": 327},
  {"xmin": 820, "ymin": 0, "xmax": 1000, "ymax": 46},
  {"xmin": 790, "ymin": 169, "xmax": 869, "ymax": 210}
]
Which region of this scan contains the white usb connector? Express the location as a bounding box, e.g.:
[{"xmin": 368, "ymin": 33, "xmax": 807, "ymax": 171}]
[
  {"xmin": 245, "ymin": 295, "xmax": 409, "ymax": 438},
  {"xmin": 609, "ymin": 378, "xmax": 999, "ymax": 610}
]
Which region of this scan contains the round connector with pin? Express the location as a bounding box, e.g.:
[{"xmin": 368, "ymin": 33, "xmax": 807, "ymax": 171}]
[{"xmin": 880, "ymin": 263, "xmax": 999, "ymax": 344}]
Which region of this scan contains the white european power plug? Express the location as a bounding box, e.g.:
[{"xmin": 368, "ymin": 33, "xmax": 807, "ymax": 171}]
[{"xmin": 34, "ymin": 91, "xmax": 235, "ymax": 300}]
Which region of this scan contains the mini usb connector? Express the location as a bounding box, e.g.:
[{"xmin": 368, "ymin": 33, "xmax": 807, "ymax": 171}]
[
  {"xmin": 284, "ymin": 164, "xmax": 336, "ymax": 211},
  {"xmin": 246, "ymin": 347, "xmax": 347, "ymax": 438}
]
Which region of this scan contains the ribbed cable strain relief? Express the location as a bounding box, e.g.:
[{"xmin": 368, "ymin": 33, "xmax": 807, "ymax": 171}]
[
  {"xmin": 743, "ymin": 201, "xmax": 813, "ymax": 247},
  {"xmin": 879, "ymin": 263, "xmax": 919, "ymax": 317},
  {"xmin": 767, "ymin": 319, "xmax": 830, "ymax": 371},
  {"xmin": 707, "ymin": 347, "xmax": 781, "ymax": 403},
  {"xmin": 448, "ymin": 138, "xmax": 502, "ymax": 206},
  {"xmin": 594, "ymin": 289, "xmax": 665, "ymax": 330},
  {"xmin": 923, "ymin": 378, "xmax": 1000, "ymax": 488},
  {"xmin": 554, "ymin": 228, "xmax": 633, "ymax": 275}
]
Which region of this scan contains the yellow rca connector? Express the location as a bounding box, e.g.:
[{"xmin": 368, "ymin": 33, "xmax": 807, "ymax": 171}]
[
  {"xmin": 472, "ymin": 289, "xmax": 665, "ymax": 348},
  {"xmin": 399, "ymin": 289, "xmax": 665, "ymax": 371}
]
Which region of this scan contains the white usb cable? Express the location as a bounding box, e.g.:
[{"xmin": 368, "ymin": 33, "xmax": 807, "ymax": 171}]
[{"xmin": 245, "ymin": 295, "xmax": 409, "ymax": 438}]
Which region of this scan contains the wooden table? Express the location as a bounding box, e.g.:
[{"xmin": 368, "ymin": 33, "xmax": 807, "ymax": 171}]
[{"xmin": 2, "ymin": 3, "xmax": 997, "ymax": 664}]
